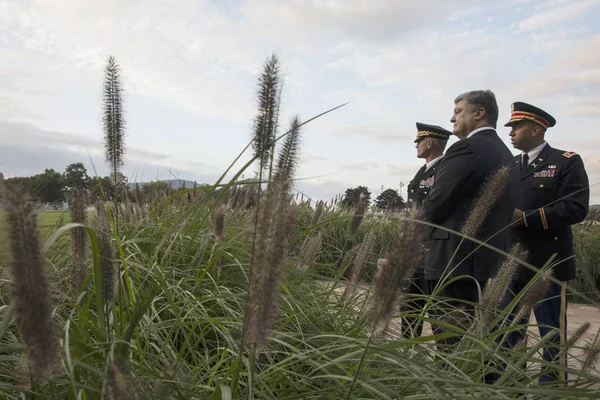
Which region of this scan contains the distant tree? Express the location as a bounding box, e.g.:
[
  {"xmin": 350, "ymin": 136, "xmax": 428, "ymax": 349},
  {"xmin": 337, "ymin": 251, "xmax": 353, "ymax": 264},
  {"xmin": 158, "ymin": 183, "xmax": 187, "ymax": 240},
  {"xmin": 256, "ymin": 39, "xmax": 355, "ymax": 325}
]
[
  {"xmin": 3, "ymin": 176, "xmax": 34, "ymax": 193},
  {"xmin": 0, "ymin": 172, "xmax": 4, "ymax": 182},
  {"xmin": 110, "ymin": 171, "xmax": 128, "ymax": 201},
  {"xmin": 63, "ymin": 162, "xmax": 90, "ymax": 190},
  {"xmin": 32, "ymin": 169, "xmax": 64, "ymax": 202},
  {"xmin": 341, "ymin": 186, "xmax": 371, "ymax": 208},
  {"xmin": 374, "ymin": 188, "xmax": 406, "ymax": 211},
  {"xmin": 90, "ymin": 176, "xmax": 115, "ymax": 201}
]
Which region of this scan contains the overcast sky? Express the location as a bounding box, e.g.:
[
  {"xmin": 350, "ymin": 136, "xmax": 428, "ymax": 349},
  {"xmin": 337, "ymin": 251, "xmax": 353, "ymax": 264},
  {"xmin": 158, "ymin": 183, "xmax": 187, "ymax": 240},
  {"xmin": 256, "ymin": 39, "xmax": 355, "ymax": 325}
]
[{"xmin": 1, "ymin": 0, "xmax": 600, "ymax": 204}]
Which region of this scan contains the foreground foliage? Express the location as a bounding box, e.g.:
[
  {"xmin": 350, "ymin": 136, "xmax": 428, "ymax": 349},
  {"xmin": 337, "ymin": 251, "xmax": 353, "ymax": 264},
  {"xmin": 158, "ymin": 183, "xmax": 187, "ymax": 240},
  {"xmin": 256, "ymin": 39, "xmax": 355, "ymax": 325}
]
[{"xmin": 0, "ymin": 53, "xmax": 599, "ymax": 400}]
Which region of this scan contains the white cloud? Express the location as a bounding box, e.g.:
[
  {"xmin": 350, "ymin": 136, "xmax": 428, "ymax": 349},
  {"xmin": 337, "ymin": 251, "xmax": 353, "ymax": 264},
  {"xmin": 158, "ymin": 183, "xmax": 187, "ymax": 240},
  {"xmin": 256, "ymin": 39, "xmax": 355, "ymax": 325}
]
[
  {"xmin": 337, "ymin": 161, "xmax": 379, "ymax": 171},
  {"xmin": 0, "ymin": 0, "xmax": 599, "ymax": 204},
  {"xmin": 240, "ymin": 0, "xmax": 475, "ymax": 43},
  {"xmin": 519, "ymin": 0, "xmax": 600, "ymax": 31}
]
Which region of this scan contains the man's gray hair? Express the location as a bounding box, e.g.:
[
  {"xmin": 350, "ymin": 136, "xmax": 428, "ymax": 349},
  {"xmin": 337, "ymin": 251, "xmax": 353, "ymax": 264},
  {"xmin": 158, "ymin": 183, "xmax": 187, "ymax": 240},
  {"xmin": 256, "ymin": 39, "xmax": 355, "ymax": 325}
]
[{"xmin": 454, "ymin": 90, "xmax": 499, "ymax": 128}]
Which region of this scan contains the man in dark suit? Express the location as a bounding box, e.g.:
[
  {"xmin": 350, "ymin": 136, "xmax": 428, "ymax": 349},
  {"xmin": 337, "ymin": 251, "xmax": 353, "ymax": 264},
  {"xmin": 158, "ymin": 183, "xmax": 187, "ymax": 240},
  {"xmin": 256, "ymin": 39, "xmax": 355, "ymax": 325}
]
[
  {"xmin": 402, "ymin": 122, "xmax": 452, "ymax": 338},
  {"xmin": 500, "ymin": 101, "xmax": 590, "ymax": 384},
  {"xmin": 419, "ymin": 90, "xmax": 520, "ymax": 345}
]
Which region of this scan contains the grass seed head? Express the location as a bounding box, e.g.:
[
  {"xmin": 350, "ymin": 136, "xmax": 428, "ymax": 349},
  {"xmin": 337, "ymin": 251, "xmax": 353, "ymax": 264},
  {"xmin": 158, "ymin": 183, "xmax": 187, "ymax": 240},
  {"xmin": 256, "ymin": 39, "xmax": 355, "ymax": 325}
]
[
  {"xmin": 106, "ymin": 358, "xmax": 140, "ymax": 400},
  {"xmin": 461, "ymin": 166, "xmax": 510, "ymax": 239},
  {"xmin": 68, "ymin": 188, "xmax": 88, "ymax": 293},
  {"xmin": 366, "ymin": 210, "xmax": 421, "ymax": 338},
  {"xmin": 2, "ymin": 185, "xmax": 60, "ymax": 379},
  {"xmin": 480, "ymin": 243, "xmax": 526, "ymax": 329},
  {"xmin": 348, "ymin": 193, "xmax": 366, "ymax": 236}
]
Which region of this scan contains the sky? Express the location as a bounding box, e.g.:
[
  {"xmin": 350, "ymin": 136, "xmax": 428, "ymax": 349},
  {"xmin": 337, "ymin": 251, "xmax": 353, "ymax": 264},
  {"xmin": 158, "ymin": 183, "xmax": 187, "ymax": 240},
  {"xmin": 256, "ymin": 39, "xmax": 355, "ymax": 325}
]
[{"xmin": 1, "ymin": 0, "xmax": 600, "ymax": 204}]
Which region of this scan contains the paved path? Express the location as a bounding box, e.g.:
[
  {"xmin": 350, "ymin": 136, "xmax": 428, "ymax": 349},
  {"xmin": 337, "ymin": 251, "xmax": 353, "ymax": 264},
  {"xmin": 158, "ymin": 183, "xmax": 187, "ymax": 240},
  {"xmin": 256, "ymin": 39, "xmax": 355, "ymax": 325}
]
[{"xmin": 328, "ymin": 282, "xmax": 600, "ymax": 379}]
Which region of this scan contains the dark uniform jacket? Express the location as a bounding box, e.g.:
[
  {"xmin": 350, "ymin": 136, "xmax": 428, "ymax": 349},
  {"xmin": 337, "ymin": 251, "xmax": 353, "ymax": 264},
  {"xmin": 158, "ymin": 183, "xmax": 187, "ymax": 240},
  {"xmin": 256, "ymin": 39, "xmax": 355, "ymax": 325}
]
[
  {"xmin": 420, "ymin": 129, "xmax": 520, "ymax": 282},
  {"xmin": 510, "ymin": 143, "xmax": 589, "ymax": 282},
  {"xmin": 407, "ymin": 160, "xmax": 442, "ymax": 274},
  {"xmin": 407, "ymin": 160, "xmax": 441, "ymax": 208}
]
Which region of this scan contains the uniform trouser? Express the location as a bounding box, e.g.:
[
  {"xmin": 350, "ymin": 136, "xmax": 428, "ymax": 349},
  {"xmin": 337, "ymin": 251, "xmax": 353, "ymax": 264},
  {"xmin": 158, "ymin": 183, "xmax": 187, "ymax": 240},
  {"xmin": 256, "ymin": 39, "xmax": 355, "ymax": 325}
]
[
  {"xmin": 426, "ymin": 277, "xmax": 484, "ymax": 346},
  {"xmin": 400, "ymin": 269, "xmax": 428, "ymax": 338},
  {"xmin": 496, "ymin": 279, "xmax": 568, "ymax": 385}
]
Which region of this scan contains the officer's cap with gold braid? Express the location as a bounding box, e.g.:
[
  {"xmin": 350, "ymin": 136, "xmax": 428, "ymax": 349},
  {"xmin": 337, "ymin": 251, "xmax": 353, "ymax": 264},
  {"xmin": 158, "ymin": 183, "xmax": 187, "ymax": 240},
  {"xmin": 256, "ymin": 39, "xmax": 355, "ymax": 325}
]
[
  {"xmin": 504, "ymin": 101, "xmax": 556, "ymax": 129},
  {"xmin": 414, "ymin": 122, "xmax": 452, "ymax": 143}
]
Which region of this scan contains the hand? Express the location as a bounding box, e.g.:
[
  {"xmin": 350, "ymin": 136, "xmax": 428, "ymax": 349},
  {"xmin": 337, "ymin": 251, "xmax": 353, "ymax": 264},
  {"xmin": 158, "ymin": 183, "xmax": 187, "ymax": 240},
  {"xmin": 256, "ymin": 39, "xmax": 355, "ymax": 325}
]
[{"xmin": 511, "ymin": 209, "xmax": 524, "ymax": 227}]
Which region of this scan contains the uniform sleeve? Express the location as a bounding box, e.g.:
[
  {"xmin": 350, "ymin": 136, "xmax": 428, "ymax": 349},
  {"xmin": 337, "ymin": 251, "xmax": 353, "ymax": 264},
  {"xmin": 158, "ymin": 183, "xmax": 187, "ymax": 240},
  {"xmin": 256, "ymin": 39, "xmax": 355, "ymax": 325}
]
[
  {"xmin": 523, "ymin": 155, "xmax": 589, "ymax": 231},
  {"xmin": 420, "ymin": 141, "xmax": 476, "ymax": 224}
]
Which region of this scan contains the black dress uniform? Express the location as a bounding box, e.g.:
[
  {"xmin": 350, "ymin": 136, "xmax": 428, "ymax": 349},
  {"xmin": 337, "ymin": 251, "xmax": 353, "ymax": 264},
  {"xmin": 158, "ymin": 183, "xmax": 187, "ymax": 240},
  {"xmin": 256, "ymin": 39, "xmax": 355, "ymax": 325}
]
[
  {"xmin": 498, "ymin": 102, "xmax": 590, "ymax": 384},
  {"xmin": 420, "ymin": 124, "xmax": 520, "ymax": 347},
  {"xmin": 401, "ymin": 122, "xmax": 451, "ymax": 338}
]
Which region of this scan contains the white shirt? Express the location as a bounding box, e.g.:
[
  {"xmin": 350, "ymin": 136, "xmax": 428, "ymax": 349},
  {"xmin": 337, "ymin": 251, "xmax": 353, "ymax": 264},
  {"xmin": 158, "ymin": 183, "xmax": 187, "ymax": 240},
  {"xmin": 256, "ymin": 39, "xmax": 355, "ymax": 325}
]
[
  {"xmin": 520, "ymin": 141, "xmax": 547, "ymax": 227},
  {"xmin": 467, "ymin": 126, "xmax": 496, "ymax": 138},
  {"xmin": 425, "ymin": 155, "xmax": 444, "ymax": 172},
  {"xmin": 522, "ymin": 141, "xmax": 547, "ymax": 165}
]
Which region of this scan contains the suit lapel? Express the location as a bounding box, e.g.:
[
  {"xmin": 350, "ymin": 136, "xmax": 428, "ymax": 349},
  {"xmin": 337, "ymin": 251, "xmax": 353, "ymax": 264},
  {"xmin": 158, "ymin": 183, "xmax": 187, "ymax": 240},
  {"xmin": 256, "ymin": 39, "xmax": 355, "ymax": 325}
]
[
  {"xmin": 521, "ymin": 144, "xmax": 551, "ymax": 179},
  {"xmin": 422, "ymin": 165, "xmax": 436, "ymax": 180},
  {"xmin": 412, "ymin": 164, "xmax": 426, "ymax": 184}
]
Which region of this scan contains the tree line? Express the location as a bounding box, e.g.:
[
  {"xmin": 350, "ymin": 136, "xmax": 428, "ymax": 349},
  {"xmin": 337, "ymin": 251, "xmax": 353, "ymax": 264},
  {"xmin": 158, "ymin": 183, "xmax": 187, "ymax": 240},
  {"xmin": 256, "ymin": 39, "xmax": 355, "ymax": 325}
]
[
  {"xmin": 340, "ymin": 185, "xmax": 406, "ymax": 212},
  {"xmin": 0, "ymin": 163, "xmax": 129, "ymax": 203}
]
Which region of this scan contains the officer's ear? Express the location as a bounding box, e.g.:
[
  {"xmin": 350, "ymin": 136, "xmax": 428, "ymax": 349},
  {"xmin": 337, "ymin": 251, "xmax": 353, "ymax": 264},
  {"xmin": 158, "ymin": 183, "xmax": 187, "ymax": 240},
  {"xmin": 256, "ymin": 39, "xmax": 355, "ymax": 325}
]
[{"xmin": 532, "ymin": 124, "xmax": 546, "ymax": 138}]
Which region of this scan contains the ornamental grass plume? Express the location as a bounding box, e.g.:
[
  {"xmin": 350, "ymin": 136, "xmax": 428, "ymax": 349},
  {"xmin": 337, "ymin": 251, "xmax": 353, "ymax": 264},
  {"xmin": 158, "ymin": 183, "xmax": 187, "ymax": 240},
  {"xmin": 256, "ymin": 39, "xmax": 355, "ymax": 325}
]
[
  {"xmin": 93, "ymin": 201, "xmax": 117, "ymax": 303},
  {"xmin": 298, "ymin": 232, "xmax": 322, "ymax": 270},
  {"xmin": 106, "ymin": 357, "xmax": 140, "ymax": 400},
  {"xmin": 461, "ymin": 166, "xmax": 510, "ymax": 239},
  {"xmin": 343, "ymin": 230, "xmax": 376, "ymax": 299},
  {"xmin": 68, "ymin": 187, "xmax": 88, "ymax": 293},
  {"xmin": 2, "ymin": 184, "xmax": 59, "ymax": 378},
  {"xmin": 243, "ymin": 116, "xmax": 302, "ymax": 351},
  {"xmin": 212, "ymin": 204, "xmax": 226, "ymax": 240},
  {"xmin": 582, "ymin": 344, "xmax": 600, "ymax": 375},
  {"xmin": 251, "ymin": 53, "xmax": 281, "ymax": 180},
  {"xmin": 348, "ymin": 193, "xmax": 366, "ymax": 236},
  {"xmin": 479, "ymin": 243, "xmax": 527, "ymax": 329},
  {"xmin": 365, "ymin": 208, "xmax": 422, "ymax": 338},
  {"xmin": 515, "ymin": 268, "xmax": 552, "ymax": 323},
  {"xmin": 310, "ymin": 200, "xmax": 325, "ymax": 227}
]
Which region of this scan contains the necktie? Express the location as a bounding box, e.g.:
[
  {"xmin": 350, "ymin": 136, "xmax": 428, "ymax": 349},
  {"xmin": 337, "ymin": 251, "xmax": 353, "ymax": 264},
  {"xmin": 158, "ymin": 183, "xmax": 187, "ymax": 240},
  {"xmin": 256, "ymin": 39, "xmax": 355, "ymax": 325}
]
[{"xmin": 522, "ymin": 153, "xmax": 529, "ymax": 171}]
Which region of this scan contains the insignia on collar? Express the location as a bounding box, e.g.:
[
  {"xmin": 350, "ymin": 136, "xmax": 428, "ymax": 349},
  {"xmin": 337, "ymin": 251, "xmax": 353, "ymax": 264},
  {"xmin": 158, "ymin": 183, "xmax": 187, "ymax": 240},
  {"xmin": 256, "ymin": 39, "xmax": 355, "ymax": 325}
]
[
  {"xmin": 534, "ymin": 169, "xmax": 556, "ymax": 178},
  {"xmin": 562, "ymin": 151, "xmax": 577, "ymax": 158},
  {"xmin": 531, "ymin": 162, "xmax": 537, "ymax": 168}
]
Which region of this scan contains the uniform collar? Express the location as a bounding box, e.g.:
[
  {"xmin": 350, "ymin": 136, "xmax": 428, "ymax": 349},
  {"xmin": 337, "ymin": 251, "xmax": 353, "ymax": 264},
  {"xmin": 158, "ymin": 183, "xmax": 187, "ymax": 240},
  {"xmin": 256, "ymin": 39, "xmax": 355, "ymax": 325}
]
[
  {"xmin": 425, "ymin": 155, "xmax": 444, "ymax": 171},
  {"xmin": 522, "ymin": 141, "xmax": 547, "ymax": 165},
  {"xmin": 466, "ymin": 126, "xmax": 496, "ymax": 139}
]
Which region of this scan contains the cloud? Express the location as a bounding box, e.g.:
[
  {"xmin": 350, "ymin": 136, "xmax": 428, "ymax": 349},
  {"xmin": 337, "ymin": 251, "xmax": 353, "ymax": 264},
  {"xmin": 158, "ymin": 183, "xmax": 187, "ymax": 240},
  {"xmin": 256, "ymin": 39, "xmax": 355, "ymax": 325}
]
[
  {"xmin": 240, "ymin": 0, "xmax": 475, "ymax": 43},
  {"xmin": 0, "ymin": 121, "xmax": 171, "ymax": 163},
  {"xmin": 337, "ymin": 161, "xmax": 379, "ymax": 171},
  {"xmin": 293, "ymin": 178, "xmax": 349, "ymax": 202},
  {"xmin": 519, "ymin": 0, "xmax": 600, "ymax": 31},
  {"xmin": 0, "ymin": 121, "xmax": 218, "ymax": 183},
  {"xmin": 386, "ymin": 164, "xmax": 422, "ymax": 177},
  {"xmin": 333, "ymin": 123, "xmax": 411, "ymax": 142}
]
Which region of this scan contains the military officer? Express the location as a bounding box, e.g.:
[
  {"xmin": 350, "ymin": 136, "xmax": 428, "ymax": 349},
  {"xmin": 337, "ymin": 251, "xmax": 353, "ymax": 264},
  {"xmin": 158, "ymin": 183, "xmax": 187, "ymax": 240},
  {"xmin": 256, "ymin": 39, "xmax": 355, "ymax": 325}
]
[
  {"xmin": 501, "ymin": 101, "xmax": 590, "ymax": 384},
  {"xmin": 402, "ymin": 122, "xmax": 452, "ymax": 338}
]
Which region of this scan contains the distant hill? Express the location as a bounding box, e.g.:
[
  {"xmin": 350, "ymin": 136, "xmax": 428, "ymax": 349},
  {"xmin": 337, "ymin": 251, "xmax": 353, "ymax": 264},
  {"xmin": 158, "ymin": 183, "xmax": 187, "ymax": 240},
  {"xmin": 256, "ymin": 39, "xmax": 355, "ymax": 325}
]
[
  {"xmin": 128, "ymin": 179, "xmax": 200, "ymax": 190},
  {"xmin": 592, "ymin": 204, "xmax": 600, "ymax": 211}
]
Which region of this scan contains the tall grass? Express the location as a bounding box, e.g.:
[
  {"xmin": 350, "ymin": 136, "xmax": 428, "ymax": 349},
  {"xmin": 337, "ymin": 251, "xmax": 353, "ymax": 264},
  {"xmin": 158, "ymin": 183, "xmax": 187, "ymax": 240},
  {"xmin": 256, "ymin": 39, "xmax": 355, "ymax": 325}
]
[{"xmin": 0, "ymin": 54, "xmax": 599, "ymax": 399}]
